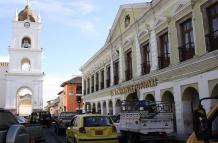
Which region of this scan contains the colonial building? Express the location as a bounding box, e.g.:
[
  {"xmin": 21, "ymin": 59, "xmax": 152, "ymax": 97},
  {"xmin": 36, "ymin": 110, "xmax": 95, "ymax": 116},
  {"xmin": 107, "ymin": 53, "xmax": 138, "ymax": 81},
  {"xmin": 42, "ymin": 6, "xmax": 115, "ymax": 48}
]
[
  {"xmin": 0, "ymin": 4, "xmax": 44, "ymax": 115},
  {"xmin": 60, "ymin": 76, "xmax": 83, "ymax": 112},
  {"xmin": 80, "ymin": 0, "xmax": 218, "ymax": 136}
]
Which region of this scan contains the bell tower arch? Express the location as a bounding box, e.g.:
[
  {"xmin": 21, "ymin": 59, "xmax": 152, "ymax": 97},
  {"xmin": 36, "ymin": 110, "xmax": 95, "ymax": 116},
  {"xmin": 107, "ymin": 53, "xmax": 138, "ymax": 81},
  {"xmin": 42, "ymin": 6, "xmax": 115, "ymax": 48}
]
[{"xmin": 5, "ymin": 4, "xmax": 44, "ymax": 113}]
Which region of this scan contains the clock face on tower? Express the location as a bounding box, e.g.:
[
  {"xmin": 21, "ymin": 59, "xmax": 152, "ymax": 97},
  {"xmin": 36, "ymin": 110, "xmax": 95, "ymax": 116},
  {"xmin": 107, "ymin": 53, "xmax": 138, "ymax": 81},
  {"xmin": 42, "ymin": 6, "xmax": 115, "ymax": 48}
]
[{"xmin": 24, "ymin": 22, "xmax": 30, "ymax": 28}]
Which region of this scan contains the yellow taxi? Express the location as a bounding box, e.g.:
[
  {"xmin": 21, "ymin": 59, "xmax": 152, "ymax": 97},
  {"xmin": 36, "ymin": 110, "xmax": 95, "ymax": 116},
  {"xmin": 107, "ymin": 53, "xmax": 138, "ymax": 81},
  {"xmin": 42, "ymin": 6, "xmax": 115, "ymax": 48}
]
[{"xmin": 66, "ymin": 114, "xmax": 119, "ymax": 143}]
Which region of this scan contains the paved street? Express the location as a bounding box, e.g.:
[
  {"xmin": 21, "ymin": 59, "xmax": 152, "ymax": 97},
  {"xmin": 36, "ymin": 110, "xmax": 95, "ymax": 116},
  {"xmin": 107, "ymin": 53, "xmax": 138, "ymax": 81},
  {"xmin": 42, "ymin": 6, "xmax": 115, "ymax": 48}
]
[
  {"xmin": 42, "ymin": 127, "xmax": 65, "ymax": 143},
  {"xmin": 41, "ymin": 126, "xmax": 186, "ymax": 143}
]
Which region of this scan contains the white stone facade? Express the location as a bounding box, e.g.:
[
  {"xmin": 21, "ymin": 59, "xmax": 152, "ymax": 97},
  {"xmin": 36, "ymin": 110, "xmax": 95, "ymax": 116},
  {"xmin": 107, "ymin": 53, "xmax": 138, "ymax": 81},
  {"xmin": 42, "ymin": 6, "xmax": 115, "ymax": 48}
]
[
  {"xmin": 80, "ymin": 0, "xmax": 218, "ymax": 136},
  {"xmin": 0, "ymin": 5, "xmax": 44, "ymax": 115}
]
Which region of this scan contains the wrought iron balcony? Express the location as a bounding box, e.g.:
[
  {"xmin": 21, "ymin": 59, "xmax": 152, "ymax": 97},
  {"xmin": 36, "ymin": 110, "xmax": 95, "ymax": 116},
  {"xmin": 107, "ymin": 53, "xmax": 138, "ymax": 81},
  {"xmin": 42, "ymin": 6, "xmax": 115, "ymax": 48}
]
[
  {"xmin": 141, "ymin": 61, "xmax": 150, "ymax": 75},
  {"xmin": 95, "ymin": 84, "xmax": 99, "ymax": 91},
  {"xmin": 106, "ymin": 79, "xmax": 110, "ymax": 88},
  {"xmin": 125, "ymin": 69, "xmax": 132, "ymax": 81},
  {"xmin": 100, "ymin": 82, "xmax": 104, "ymax": 89},
  {"xmin": 114, "ymin": 75, "xmax": 119, "ymax": 85},
  {"xmin": 158, "ymin": 55, "xmax": 170, "ymax": 69},
  {"xmin": 205, "ymin": 31, "xmax": 218, "ymax": 52},
  {"xmin": 179, "ymin": 42, "xmax": 195, "ymax": 62}
]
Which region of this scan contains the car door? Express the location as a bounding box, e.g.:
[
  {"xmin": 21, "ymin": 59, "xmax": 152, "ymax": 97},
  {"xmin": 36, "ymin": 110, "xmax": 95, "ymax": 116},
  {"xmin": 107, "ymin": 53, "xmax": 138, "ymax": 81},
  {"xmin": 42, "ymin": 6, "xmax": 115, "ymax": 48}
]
[{"xmin": 67, "ymin": 117, "xmax": 77, "ymax": 139}]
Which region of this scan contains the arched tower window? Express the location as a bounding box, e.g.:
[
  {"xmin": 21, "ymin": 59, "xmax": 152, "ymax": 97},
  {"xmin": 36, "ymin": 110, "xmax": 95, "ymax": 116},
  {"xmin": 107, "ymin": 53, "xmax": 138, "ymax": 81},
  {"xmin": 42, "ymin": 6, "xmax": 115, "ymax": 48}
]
[
  {"xmin": 22, "ymin": 37, "xmax": 31, "ymax": 48},
  {"xmin": 21, "ymin": 58, "xmax": 31, "ymax": 71},
  {"xmin": 125, "ymin": 14, "xmax": 130, "ymax": 28}
]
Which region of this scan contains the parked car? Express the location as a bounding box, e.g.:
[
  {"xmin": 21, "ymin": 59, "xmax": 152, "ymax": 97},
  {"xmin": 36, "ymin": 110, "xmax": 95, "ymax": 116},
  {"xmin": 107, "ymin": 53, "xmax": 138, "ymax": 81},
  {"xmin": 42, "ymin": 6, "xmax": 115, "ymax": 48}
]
[
  {"xmin": 0, "ymin": 108, "xmax": 44, "ymax": 143},
  {"xmin": 0, "ymin": 108, "xmax": 29, "ymax": 143},
  {"xmin": 66, "ymin": 114, "xmax": 119, "ymax": 143},
  {"xmin": 54, "ymin": 112, "xmax": 77, "ymax": 135},
  {"xmin": 16, "ymin": 116, "xmax": 29, "ymax": 125}
]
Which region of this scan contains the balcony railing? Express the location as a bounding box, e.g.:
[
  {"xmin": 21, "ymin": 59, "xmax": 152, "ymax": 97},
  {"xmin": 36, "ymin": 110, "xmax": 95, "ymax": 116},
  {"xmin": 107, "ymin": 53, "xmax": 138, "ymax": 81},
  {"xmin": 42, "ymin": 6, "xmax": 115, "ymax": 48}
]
[
  {"xmin": 205, "ymin": 30, "xmax": 218, "ymax": 52},
  {"xmin": 100, "ymin": 82, "xmax": 104, "ymax": 89},
  {"xmin": 125, "ymin": 69, "xmax": 132, "ymax": 81},
  {"xmin": 91, "ymin": 86, "xmax": 94, "ymax": 93},
  {"xmin": 114, "ymin": 75, "xmax": 119, "ymax": 85},
  {"xmin": 179, "ymin": 42, "xmax": 195, "ymax": 62},
  {"xmin": 158, "ymin": 55, "xmax": 170, "ymax": 69},
  {"xmin": 106, "ymin": 79, "xmax": 110, "ymax": 88},
  {"xmin": 141, "ymin": 61, "xmax": 150, "ymax": 75},
  {"xmin": 95, "ymin": 84, "xmax": 99, "ymax": 91}
]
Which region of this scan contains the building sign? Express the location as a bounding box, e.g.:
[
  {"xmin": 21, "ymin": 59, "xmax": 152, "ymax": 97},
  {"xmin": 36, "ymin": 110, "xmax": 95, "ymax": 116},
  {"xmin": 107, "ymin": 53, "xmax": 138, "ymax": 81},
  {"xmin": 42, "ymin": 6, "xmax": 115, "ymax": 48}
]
[{"xmin": 112, "ymin": 78, "xmax": 157, "ymax": 96}]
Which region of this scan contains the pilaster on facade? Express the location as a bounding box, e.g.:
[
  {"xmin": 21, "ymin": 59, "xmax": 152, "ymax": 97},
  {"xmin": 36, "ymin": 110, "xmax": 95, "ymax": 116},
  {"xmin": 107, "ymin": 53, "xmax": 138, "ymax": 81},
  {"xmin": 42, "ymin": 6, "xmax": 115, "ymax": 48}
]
[
  {"xmin": 150, "ymin": 30, "xmax": 158, "ymax": 71},
  {"xmin": 94, "ymin": 73, "xmax": 96, "ymax": 92},
  {"xmin": 135, "ymin": 34, "xmax": 142, "ymax": 77},
  {"xmin": 118, "ymin": 45, "xmax": 124, "ymax": 83},
  {"xmin": 110, "ymin": 58, "xmax": 114, "ymax": 86},
  {"xmin": 104, "ymin": 66, "xmax": 107, "ymax": 88}
]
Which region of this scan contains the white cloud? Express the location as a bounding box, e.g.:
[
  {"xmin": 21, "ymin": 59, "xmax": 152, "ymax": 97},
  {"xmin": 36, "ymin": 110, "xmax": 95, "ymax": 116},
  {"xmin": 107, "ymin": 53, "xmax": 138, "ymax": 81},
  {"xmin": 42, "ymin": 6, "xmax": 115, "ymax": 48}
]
[{"xmin": 0, "ymin": 0, "xmax": 96, "ymax": 33}]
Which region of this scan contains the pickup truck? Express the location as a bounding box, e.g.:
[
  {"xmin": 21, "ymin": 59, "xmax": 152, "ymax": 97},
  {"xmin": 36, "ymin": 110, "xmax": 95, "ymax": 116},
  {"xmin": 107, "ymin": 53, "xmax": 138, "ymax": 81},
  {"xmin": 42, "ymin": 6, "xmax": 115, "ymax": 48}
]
[
  {"xmin": 0, "ymin": 108, "xmax": 43, "ymax": 143},
  {"xmin": 186, "ymin": 96, "xmax": 218, "ymax": 143},
  {"xmin": 54, "ymin": 112, "xmax": 77, "ymax": 135},
  {"xmin": 116, "ymin": 100, "xmax": 175, "ymax": 143}
]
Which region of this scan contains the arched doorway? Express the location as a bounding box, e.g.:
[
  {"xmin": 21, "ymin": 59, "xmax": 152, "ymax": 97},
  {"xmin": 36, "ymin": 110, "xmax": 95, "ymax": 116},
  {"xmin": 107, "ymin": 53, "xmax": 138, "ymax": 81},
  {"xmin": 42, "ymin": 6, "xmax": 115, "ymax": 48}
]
[
  {"xmin": 126, "ymin": 92, "xmax": 138, "ymax": 102},
  {"xmin": 17, "ymin": 87, "xmax": 33, "ymax": 116},
  {"xmin": 182, "ymin": 87, "xmax": 199, "ymax": 135},
  {"xmin": 211, "ymin": 84, "xmax": 218, "ymax": 108},
  {"xmin": 97, "ymin": 102, "xmax": 101, "ymax": 114},
  {"xmin": 103, "ymin": 101, "xmax": 106, "ymax": 115},
  {"xmin": 115, "ymin": 99, "xmax": 121, "ymax": 115},
  {"xmin": 162, "ymin": 91, "xmax": 176, "ymax": 132},
  {"xmin": 145, "ymin": 94, "xmax": 155, "ymax": 101},
  {"xmin": 109, "ymin": 100, "xmax": 113, "ymax": 115},
  {"xmin": 125, "ymin": 92, "xmax": 139, "ymax": 111}
]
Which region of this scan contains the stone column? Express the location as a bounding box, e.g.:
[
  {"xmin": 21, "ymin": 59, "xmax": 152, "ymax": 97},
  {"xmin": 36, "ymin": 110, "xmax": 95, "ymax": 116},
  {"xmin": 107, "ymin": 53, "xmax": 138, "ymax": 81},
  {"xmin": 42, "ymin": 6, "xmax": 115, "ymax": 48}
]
[
  {"xmin": 104, "ymin": 66, "xmax": 107, "ymax": 88},
  {"xmin": 198, "ymin": 78, "xmax": 210, "ymax": 113},
  {"xmin": 100, "ymin": 101, "xmax": 104, "ymax": 114},
  {"xmin": 174, "ymin": 84, "xmax": 184, "ymax": 135},
  {"xmin": 110, "ymin": 57, "xmax": 114, "ymax": 86},
  {"xmin": 112, "ymin": 98, "xmax": 116, "ymax": 115},
  {"xmin": 135, "ymin": 35, "xmax": 142, "ymax": 77},
  {"xmin": 150, "ymin": 30, "xmax": 158, "ymax": 71},
  {"xmin": 118, "ymin": 44, "xmax": 124, "ymax": 83}
]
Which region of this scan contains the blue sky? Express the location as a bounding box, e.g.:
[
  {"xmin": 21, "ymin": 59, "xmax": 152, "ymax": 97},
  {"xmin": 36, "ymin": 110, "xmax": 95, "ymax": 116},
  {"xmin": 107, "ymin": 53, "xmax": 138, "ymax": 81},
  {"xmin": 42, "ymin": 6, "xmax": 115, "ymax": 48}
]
[{"xmin": 0, "ymin": 0, "xmax": 150, "ymax": 106}]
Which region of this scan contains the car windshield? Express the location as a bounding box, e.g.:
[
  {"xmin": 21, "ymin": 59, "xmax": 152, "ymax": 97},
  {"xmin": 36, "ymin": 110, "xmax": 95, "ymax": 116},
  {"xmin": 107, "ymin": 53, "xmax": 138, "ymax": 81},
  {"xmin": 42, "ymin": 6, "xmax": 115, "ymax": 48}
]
[
  {"xmin": 0, "ymin": 112, "xmax": 18, "ymax": 130},
  {"xmin": 84, "ymin": 116, "xmax": 112, "ymax": 127},
  {"xmin": 59, "ymin": 112, "xmax": 76, "ymax": 118}
]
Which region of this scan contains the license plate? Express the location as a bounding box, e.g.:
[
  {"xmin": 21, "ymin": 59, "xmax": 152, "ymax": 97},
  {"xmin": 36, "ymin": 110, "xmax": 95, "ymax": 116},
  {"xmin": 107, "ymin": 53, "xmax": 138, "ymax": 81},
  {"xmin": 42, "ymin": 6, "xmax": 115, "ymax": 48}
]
[{"xmin": 95, "ymin": 130, "xmax": 103, "ymax": 135}]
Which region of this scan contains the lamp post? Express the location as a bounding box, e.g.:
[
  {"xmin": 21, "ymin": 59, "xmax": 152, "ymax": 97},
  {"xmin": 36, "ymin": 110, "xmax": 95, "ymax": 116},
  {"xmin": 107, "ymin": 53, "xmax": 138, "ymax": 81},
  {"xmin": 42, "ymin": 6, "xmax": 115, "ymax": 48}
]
[{"xmin": 76, "ymin": 96, "xmax": 81, "ymax": 114}]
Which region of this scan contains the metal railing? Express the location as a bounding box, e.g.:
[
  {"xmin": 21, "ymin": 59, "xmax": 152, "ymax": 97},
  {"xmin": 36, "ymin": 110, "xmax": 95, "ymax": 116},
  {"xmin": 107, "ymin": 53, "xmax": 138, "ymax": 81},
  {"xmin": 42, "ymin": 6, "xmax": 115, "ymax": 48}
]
[
  {"xmin": 125, "ymin": 69, "xmax": 132, "ymax": 81},
  {"xmin": 158, "ymin": 55, "xmax": 170, "ymax": 69},
  {"xmin": 205, "ymin": 30, "xmax": 218, "ymax": 52},
  {"xmin": 141, "ymin": 61, "xmax": 150, "ymax": 75},
  {"xmin": 178, "ymin": 42, "xmax": 195, "ymax": 62}
]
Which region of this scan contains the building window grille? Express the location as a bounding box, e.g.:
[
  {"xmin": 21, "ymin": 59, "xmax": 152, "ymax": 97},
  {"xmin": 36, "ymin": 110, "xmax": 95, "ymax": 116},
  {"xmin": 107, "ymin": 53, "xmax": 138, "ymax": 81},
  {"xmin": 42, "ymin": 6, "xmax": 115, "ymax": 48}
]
[
  {"xmin": 95, "ymin": 72, "xmax": 99, "ymax": 91},
  {"xmin": 179, "ymin": 19, "xmax": 195, "ymax": 62},
  {"xmin": 113, "ymin": 60, "xmax": 119, "ymax": 85},
  {"xmin": 158, "ymin": 32, "xmax": 170, "ymax": 69},
  {"xmin": 140, "ymin": 43, "xmax": 150, "ymax": 75},
  {"xmin": 205, "ymin": 2, "xmax": 218, "ymax": 52}
]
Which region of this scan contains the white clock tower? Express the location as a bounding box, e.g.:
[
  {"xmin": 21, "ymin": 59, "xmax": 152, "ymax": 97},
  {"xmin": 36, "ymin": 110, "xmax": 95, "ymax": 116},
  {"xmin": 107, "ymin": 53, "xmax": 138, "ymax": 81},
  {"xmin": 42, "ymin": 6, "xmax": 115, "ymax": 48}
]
[{"xmin": 5, "ymin": 4, "xmax": 44, "ymax": 115}]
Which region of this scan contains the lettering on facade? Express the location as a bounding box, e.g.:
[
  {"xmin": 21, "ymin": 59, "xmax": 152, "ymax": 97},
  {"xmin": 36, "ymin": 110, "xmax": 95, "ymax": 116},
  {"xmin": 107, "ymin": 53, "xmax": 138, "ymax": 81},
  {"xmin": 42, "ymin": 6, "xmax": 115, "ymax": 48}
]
[{"xmin": 112, "ymin": 78, "xmax": 157, "ymax": 96}]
